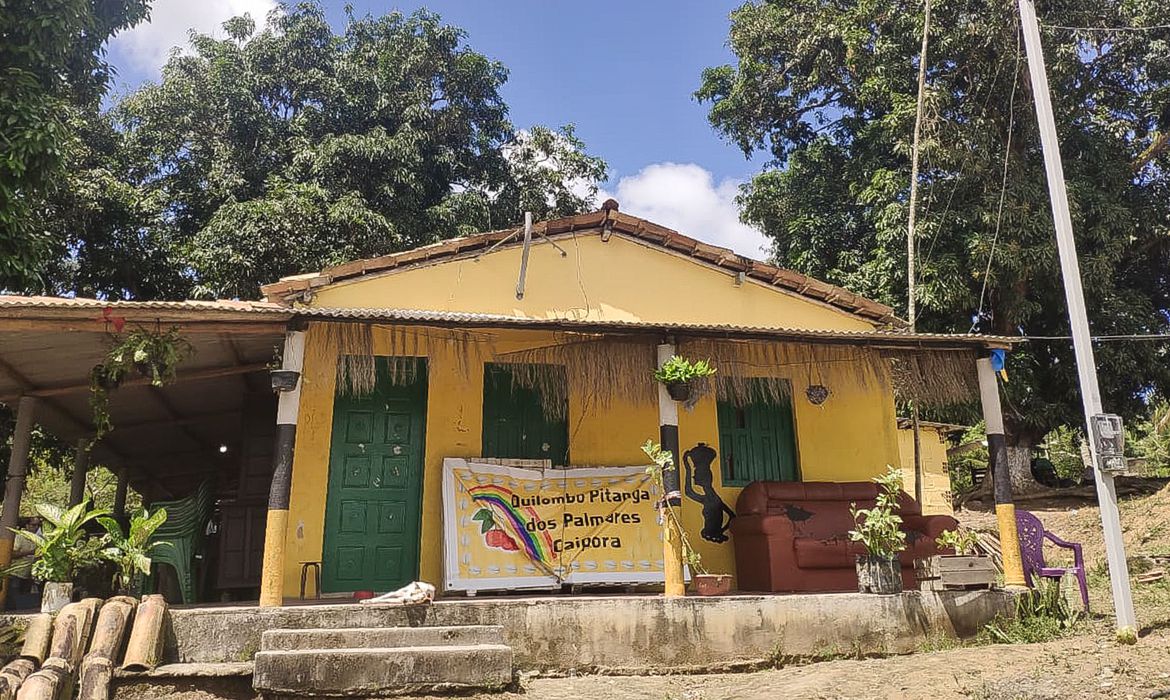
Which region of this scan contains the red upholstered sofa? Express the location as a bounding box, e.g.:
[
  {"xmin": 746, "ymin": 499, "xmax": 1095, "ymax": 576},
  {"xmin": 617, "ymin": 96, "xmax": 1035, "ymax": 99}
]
[{"xmin": 731, "ymin": 481, "xmax": 957, "ymax": 592}]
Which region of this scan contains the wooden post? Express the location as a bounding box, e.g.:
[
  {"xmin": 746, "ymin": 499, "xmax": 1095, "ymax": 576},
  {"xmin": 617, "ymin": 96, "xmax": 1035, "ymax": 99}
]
[
  {"xmin": 112, "ymin": 469, "xmax": 129, "ymax": 519},
  {"xmin": 69, "ymin": 439, "xmax": 89, "ymax": 507},
  {"xmin": 0, "ymin": 396, "xmax": 38, "ymax": 607},
  {"xmin": 656, "ymin": 343, "xmax": 686, "ymax": 598},
  {"xmin": 976, "ymin": 355, "xmax": 1027, "ymax": 588},
  {"xmin": 259, "ymin": 328, "xmax": 306, "ymax": 608}
]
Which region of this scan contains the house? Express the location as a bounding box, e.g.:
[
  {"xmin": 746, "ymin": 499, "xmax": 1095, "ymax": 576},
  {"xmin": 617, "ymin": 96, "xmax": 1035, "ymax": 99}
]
[
  {"xmin": 897, "ymin": 419, "xmax": 967, "ymax": 516},
  {"xmin": 0, "ymin": 204, "xmax": 1018, "ymax": 605}
]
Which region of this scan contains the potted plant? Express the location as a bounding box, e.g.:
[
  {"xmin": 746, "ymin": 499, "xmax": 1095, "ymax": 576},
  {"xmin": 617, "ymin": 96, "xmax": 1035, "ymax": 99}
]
[
  {"xmin": 848, "ymin": 466, "xmax": 907, "ymax": 594},
  {"xmin": 916, "ymin": 527, "xmax": 997, "ymax": 591},
  {"xmin": 89, "ymin": 327, "xmax": 194, "ymax": 442},
  {"xmin": 3, "ymin": 501, "xmax": 110, "ymax": 612},
  {"xmin": 653, "ymin": 356, "xmax": 717, "ymax": 402},
  {"xmin": 641, "ymin": 440, "xmax": 731, "ymax": 596},
  {"xmin": 98, "ymin": 508, "xmax": 169, "ymax": 596}
]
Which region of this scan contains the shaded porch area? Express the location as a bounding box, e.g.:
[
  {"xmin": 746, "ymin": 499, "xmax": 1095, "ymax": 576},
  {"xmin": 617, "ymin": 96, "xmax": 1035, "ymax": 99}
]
[{"xmin": 0, "ymin": 297, "xmax": 292, "ymax": 607}]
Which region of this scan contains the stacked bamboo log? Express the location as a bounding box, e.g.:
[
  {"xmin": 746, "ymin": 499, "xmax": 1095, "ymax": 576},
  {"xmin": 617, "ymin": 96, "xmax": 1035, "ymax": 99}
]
[{"xmin": 0, "ymin": 594, "xmax": 168, "ymax": 700}]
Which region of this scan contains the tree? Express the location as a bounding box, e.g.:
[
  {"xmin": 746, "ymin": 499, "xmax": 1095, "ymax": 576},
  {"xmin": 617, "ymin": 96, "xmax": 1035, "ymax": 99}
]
[
  {"xmin": 698, "ymin": 0, "xmax": 1170, "ymax": 449},
  {"xmin": 36, "ymin": 3, "xmax": 607, "ymax": 300},
  {"xmin": 0, "ymin": 0, "xmax": 150, "ymax": 290}
]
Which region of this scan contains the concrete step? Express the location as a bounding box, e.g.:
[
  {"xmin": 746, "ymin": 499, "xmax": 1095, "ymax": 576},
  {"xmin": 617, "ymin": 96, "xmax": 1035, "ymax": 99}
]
[
  {"xmin": 252, "ymin": 644, "xmax": 513, "ymax": 696},
  {"xmin": 260, "ymin": 624, "xmax": 505, "ymax": 651}
]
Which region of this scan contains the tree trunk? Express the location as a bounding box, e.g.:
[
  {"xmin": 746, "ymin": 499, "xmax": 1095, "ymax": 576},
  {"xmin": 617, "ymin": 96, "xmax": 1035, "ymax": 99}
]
[{"xmin": 1005, "ymin": 444, "xmax": 1044, "ymax": 496}]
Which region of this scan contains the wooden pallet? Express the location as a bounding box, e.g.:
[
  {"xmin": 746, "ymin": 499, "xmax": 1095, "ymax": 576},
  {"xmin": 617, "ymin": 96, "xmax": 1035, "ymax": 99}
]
[{"xmin": 916, "ymin": 555, "xmax": 997, "ymax": 591}]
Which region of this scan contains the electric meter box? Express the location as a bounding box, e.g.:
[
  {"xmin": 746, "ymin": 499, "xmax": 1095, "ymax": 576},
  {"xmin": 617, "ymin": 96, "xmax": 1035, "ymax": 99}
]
[{"xmin": 1089, "ymin": 413, "xmax": 1126, "ymax": 472}]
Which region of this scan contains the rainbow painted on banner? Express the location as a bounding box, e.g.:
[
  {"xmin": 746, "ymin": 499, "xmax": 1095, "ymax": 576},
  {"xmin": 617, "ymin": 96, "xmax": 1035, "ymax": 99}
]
[{"xmin": 469, "ymin": 484, "xmax": 556, "ymax": 564}]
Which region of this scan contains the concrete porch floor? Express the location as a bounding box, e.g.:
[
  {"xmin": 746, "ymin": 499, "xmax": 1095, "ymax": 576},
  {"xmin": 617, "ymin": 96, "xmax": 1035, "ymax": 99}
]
[{"xmin": 156, "ymin": 590, "xmax": 1014, "ymax": 674}]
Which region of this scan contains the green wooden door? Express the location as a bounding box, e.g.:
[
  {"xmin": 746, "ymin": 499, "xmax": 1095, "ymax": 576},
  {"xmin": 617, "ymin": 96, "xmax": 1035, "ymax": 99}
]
[
  {"xmin": 717, "ymin": 380, "xmax": 799, "ymax": 486},
  {"xmin": 481, "ymin": 363, "xmax": 568, "ymax": 465},
  {"xmin": 322, "ymin": 358, "xmax": 427, "ymax": 593}
]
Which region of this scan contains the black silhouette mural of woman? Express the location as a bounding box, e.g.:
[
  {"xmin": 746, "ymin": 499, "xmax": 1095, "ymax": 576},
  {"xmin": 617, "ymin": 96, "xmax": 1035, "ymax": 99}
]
[{"xmin": 683, "ymin": 442, "xmax": 735, "ymax": 543}]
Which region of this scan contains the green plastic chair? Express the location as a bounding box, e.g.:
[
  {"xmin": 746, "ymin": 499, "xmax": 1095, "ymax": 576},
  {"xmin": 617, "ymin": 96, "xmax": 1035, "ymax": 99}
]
[{"xmin": 145, "ymin": 482, "xmax": 212, "ymax": 604}]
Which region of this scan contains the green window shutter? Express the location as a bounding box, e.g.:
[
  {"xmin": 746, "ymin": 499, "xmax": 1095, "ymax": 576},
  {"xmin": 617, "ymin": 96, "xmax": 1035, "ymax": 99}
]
[
  {"xmin": 717, "ymin": 379, "xmax": 799, "ymax": 486},
  {"xmin": 482, "ymin": 363, "xmax": 569, "ymax": 465}
]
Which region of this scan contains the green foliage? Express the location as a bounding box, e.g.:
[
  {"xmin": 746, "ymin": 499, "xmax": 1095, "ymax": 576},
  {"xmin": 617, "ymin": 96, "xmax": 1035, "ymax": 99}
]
[
  {"xmin": 1041, "ymin": 425, "xmax": 1088, "ymax": 482},
  {"xmin": 653, "ymin": 356, "xmax": 717, "ymax": 384},
  {"xmin": 0, "ymin": 0, "xmax": 149, "ymax": 289},
  {"xmin": 5, "ymin": 500, "xmax": 110, "ymax": 583},
  {"xmin": 936, "ymin": 528, "xmax": 981, "ymax": 556},
  {"xmin": 698, "ymin": 0, "xmax": 1170, "ymax": 441},
  {"xmin": 980, "ymin": 579, "xmax": 1082, "ymax": 644},
  {"xmin": 98, "ymin": 507, "xmax": 168, "ymax": 594},
  {"xmin": 1128, "ymin": 400, "xmax": 1170, "ymax": 476},
  {"xmin": 849, "ymin": 466, "xmax": 907, "ymax": 558},
  {"xmin": 31, "ymin": 2, "xmax": 607, "ymax": 300},
  {"xmin": 89, "ymin": 327, "xmax": 193, "ymax": 441}
]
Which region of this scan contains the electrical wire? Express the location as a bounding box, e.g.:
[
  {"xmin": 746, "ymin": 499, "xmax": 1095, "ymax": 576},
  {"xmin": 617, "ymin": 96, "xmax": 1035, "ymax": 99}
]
[
  {"xmin": 1014, "ymin": 334, "xmax": 1170, "ymax": 342},
  {"xmin": 1042, "ymin": 23, "xmax": 1170, "ymax": 32},
  {"xmin": 973, "ymin": 23, "xmax": 1022, "ymax": 330}
]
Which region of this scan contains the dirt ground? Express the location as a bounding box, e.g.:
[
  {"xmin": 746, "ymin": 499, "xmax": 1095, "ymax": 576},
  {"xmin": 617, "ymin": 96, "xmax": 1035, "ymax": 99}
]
[
  {"xmin": 416, "ymin": 480, "xmax": 1170, "ymax": 700},
  {"xmin": 119, "ymin": 481, "xmax": 1170, "ymax": 700}
]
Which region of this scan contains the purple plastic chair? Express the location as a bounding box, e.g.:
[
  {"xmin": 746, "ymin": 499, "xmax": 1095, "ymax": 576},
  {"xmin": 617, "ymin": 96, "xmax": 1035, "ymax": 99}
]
[{"xmin": 1015, "ymin": 509, "xmax": 1090, "ymax": 611}]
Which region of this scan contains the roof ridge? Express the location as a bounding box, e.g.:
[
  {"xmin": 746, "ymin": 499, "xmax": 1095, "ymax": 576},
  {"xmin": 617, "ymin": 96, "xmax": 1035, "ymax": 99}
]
[{"xmin": 257, "ymin": 207, "xmax": 903, "ymax": 327}]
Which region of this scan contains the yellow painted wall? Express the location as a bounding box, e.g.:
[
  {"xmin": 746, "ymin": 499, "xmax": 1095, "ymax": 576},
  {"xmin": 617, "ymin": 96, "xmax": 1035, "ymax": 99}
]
[
  {"xmin": 309, "ymin": 233, "xmax": 874, "ymax": 332},
  {"xmin": 282, "ymin": 326, "xmax": 903, "ymax": 594},
  {"xmin": 898, "ymin": 427, "xmax": 955, "ymax": 516},
  {"xmin": 281, "ymin": 232, "xmax": 903, "ymax": 595}
]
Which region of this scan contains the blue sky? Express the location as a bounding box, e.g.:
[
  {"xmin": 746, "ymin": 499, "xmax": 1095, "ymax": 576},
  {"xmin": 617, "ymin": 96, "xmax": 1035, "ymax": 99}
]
[{"xmin": 106, "ymin": 0, "xmax": 772, "ymax": 256}]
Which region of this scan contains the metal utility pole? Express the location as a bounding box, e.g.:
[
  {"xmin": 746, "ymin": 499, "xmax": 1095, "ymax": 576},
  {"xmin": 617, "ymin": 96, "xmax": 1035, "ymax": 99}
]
[{"xmin": 1017, "ymin": 0, "xmax": 1135, "ymax": 632}]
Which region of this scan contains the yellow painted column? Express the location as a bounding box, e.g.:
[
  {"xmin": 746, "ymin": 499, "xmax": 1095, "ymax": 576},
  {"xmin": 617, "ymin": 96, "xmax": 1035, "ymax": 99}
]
[
  {"xmin": 0, "ymin": 396, "xmax": 37, "ymax": 607},
  {"xmin": 259, "ymin": 328, "xmax": 306, "ymax": 607},
  {"xmin": 976, "ymin": 355, "xmax": 1027, "ymax": 588},
  {"xmin": 662, "ymin": 506, "xmax": 686, "ymax": 597},
  {"xmin": 657, "ymin": 343, "xmax": 686, "ymax": 597}
]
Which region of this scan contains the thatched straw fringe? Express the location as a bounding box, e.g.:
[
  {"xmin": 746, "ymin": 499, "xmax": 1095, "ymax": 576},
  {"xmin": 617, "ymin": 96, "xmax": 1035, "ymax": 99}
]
[
  {"xmin": 497, "ymin": 336, "xmax": 657, "ymax": 419},
  {"xmin": 321, "ymin": 323, "xmax": 377, "ymax": 396},
  {"xmin": 316, "ymin": 321, "xmax": 979, "ymax": 410},
  {"xmin": 321, "ymin": 323, "xmax": 497, "ymax": 396},
  {"xmin": 680, "ymin": 338, "xmax": 886, "ymax": 407},
  {"xmin": 881, "ymin": 348, "xmax": 978, "ymax": 406}
]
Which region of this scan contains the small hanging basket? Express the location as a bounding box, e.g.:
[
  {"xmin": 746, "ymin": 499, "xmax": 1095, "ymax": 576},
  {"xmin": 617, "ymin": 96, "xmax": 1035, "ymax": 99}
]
[
  {"xmin": 270, "ymin": 369, "xmax": 301, "ymax": 392},
  {"xmin": 666, "ymin": 380, "xmax": 693, "ymax": 402},
  {"xmin": 806, "ymin": 384, "xmax": 831, "ymax": 405}
]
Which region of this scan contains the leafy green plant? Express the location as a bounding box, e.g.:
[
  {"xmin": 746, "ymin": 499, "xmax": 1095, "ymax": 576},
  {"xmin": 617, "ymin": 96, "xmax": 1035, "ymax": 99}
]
[
  {"xmin": 936, "ymin": 528, "xmax": 981, "ymax": 556},
  {"xmin": 97, "ymin": 508, "xmax": 169, "ymax": 595},
  {"xmin": 980, "ymin": 579, "xmax": 1082, "ymax": 644},
  {"xmin": 641, "ymin": 440, "xmax": 707, "ymax": 575},
  {"xmin": 3, "ymin": 501, "xmax": 110, "ymax": 583},
  {"xmin": 848, "ymin": 466, "xmax": 906, "ymax": 559},
  {"xmin": 89, "ymin": 327, "xmax": 193, "ymax": 442},
  {"xmin": 653, "ymin": 356, "xmax": 717, "ymax": 384}
]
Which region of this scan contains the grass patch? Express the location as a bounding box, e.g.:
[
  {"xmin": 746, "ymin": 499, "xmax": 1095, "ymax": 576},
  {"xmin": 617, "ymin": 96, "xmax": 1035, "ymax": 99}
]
[{"xmin": 978, "ymin": 580, "xmax": 1083, "ymax": 645}]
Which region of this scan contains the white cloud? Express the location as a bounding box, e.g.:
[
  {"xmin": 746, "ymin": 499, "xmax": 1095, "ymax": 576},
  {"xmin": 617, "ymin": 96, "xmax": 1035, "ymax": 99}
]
[
  {"xmin": 598, "ymin": 163, "xmax": 770, "ymax": 260},
  {"xmin": 109, "ymin": 0, "xmax": 277, "ymax": 75}
]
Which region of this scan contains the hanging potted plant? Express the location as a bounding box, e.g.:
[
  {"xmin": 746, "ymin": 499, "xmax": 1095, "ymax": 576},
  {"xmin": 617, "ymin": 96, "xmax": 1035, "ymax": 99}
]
[
  {"xmin": 3, "ymin": 501, "xmax": 110, "ymax": 612},
  {"xmin": 848, "ymin": 466, "xmax": 907, "ymax": 594},
  {"xmin": 641, "ymin": 441, "xmax": 731, "ymax": 596},
  {"xmin": 653, "ymin": 356, "xmax": 717, "ymax": 402},
  {"xmin": 98, "ymin": 507, "xmax": 170, "ymax": 596},
  {"xmin": 89, "ymin": 326, "xmax": 194, "ymax": 442}
]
